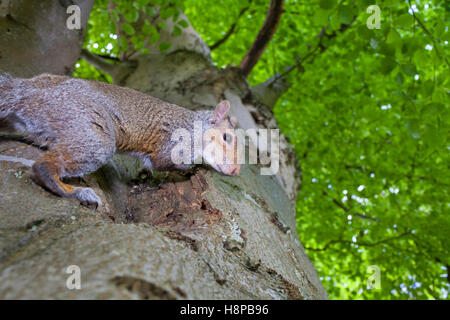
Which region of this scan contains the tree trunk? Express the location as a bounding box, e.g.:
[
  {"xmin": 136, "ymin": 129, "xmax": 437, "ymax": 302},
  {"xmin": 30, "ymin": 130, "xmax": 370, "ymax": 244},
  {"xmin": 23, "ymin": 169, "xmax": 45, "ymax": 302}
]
[{"xmin": 0, "ymin": 2, "xmax": 327, "ymax": 299}]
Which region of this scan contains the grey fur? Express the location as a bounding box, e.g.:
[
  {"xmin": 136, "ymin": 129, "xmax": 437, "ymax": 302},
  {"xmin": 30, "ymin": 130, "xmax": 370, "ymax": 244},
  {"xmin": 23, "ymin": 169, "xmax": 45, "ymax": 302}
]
[
  {"xmin": 0, "ymin": 74, "xmax": 238, "ymax": 205},
  {"xmin": 0, "ymin": 74, "xmax": 117, "ymax": 177},
  {"xmin": 74, "ymin": 187, "xmax": 102, "ymax": 206}
]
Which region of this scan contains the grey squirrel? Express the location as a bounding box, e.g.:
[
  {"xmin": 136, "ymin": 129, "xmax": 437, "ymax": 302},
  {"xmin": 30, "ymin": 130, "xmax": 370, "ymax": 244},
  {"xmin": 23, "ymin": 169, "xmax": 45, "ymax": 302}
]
[{"xmin": 0, "ymin": 73, "xmax": 241, "ymax": 206}]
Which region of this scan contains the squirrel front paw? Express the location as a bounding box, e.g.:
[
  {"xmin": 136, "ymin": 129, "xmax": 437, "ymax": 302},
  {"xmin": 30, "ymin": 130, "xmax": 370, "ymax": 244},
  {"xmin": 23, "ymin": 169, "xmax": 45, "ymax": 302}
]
[{"xmin": 73, "ymin": 187, "xmax": 102, "ymax": 207}]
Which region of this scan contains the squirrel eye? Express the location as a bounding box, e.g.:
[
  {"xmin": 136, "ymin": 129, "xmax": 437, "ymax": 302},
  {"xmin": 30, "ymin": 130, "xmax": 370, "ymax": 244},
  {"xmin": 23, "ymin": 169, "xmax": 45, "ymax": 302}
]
[{"xmin": 223, "ymin": 133, "xmax": 233, "ymax": 143}]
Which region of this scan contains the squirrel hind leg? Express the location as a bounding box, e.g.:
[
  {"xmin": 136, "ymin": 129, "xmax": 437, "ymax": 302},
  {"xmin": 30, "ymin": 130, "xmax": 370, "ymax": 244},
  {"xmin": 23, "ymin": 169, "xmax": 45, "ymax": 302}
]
[{"xmin": 32, "ymin": 155, "xmax": 102, "ymax": 207}]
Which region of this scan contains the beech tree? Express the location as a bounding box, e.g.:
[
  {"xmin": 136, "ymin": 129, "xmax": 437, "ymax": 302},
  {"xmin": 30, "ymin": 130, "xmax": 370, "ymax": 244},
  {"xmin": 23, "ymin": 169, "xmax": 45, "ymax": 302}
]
[
  {"xmin": 0, "ymin": 0, "xmax": 448, "ymax": 300},
  {"xmin": 0, "ymin": 0, "xmax": 326, "ymax": 299}
]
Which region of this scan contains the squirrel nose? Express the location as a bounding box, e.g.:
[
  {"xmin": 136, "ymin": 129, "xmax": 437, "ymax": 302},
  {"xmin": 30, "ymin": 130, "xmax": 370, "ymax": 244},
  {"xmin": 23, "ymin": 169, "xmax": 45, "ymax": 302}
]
[{"xmin": 230, "ymin": 167, "xmax": 239, "ymax": 176}]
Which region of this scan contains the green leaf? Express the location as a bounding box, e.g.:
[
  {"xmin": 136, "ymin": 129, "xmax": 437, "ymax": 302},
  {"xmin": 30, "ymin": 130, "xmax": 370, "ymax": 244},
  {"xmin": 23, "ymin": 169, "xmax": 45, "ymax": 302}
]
[
  {"xmin": 319, "ymin": 0, "xmax": 336, "ymax": 10},
  {"xmin": 142, "ymin": 22, "xmax": 155, "ymax": 35},
  {"xmin": 119, "ymin": 36, "xmax": 128, "ymax": 51},
  {"xmin": 122, "ymin": 23, "xmax": 135, "ymax": 35},
  {"xmin": 173, "ymin": 25, "xmax": 182, "ymax": 36},
  {"xmin": 159, "ymin": 42, "xmax": 171, "ymax": 52},
  {"xmin": 423, "ymin": 124, "xmax": 441, "ymax": 149},
  {"xmin": 432, "ymin": 88, "xmax": 448, "ymax": 103},
  {"xmin": 131, "ymin": 36, "xmax": 144, "ymax": 50},
  {"xmin": 395, "ymin": 72, "xmax": 404, "ymax": 86},
  {"xmin": 401, "ymin": 63, "xmax": 417, "ymax": 76},
  {"xmin": 405, "ymin": 119, "xmax": 420, "ymax": 139},
  {"xmin": 413, "ymin": 49, "xmax": 428, "ymax": 69},
  {"xmin": 133, "ymin": 0, "xmax": 151, "ymax": 9},
  {"xmin": 442, "ymin": 31, "xmax": 450, "ymax": 42},
  {"xmin": 396, "ymin": 14, "xmax": 414, "ymax": 29},
  {"xmin": 420, "ymin": 80, "xmax": 435, "ymax": 98},
  {"xmin": 313, "ymin": 9, "xmax": 330, "ymax": 25},
  {"xmin": 338, "ymin": 5, "xmax": 353, "ymax": 24},
  {"xmin": 124, "ymin": 10, "xmax": 139, "ymax": 23},
  {"xmin": 144, "ymin": 6, "xmax": 156, "ymax": 17},
  {"xmin": 178, "ymin": 19, "xmax": 189, "ymax": 28},
  {"xmin": 110, "ymin": 10, "xmax": 120, "ymax": 22},
  {"xmin": 149, "ymin": 30, "xmax": 160, "ymax": 44},
  {"xmin": 157, "ymin": 21, "xmax": 167, "ymax": 30},
  {"xmin": 160, "ymin": 7, "xmax": 176, "ymax": 20},
  {"xmin": 380, "ymin": 57, "xmax": 396, "ymax": 75},
  {"xmin": 387, "ymin": 28, "xmax": 402, "ymax": 48},
  {"xmin": 330, "ymin": 12, "xmax": 342, "ymax": 31}
]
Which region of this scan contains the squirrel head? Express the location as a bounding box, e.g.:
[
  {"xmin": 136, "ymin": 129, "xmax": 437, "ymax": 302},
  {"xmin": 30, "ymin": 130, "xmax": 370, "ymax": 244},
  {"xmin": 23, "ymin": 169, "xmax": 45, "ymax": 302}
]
[{"xmin": 201, "ymin": 100, "xmax": 241, "ymax": 176}]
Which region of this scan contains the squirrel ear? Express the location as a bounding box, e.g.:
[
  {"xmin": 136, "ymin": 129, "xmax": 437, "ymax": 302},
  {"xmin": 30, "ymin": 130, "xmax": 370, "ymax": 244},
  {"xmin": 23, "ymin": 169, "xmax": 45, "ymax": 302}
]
[{"xmin": 211, "ymin": 100, "xmax": 230, "ymax": 124}]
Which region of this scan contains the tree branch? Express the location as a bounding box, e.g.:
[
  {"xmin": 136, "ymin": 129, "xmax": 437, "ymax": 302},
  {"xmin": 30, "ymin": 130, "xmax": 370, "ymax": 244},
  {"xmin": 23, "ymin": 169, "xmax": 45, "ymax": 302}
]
[
  {"xmin": 250, "ymin": 72, "xmax": 291, "ymax": 108},
  {"xmin": 321, "ymin": 190, "xmax": 379, "ymax": 222},
  {"xmin": 80, "ymin": 49, "xmax": 119, "ymax": 76},
  {"xmin": 238, "ymin": 0, "xmax": 284, "ymax": 78},
  {"xmin": 305, "ymin": 232, "xmax": 411, "ymax": 251},
  {"xmin": 210, "ymin": 2, "xmax": 252, "ymax": 51},
  {"xmin": 249, "ymin": 2, "xmax": 356, "ymax": 107},
  {"xmin": 92, "ymin": 53, "xmax": 120, "ymax": 62},
  {"xmin": 250, "ymin": 12, "xmax": 356, "ymax": 108}
]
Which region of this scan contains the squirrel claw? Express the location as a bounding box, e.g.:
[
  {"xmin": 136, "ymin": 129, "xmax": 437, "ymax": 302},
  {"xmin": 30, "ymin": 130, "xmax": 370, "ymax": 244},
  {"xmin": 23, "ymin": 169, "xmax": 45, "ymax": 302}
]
[{"xmin": 74, "ymin": 187, "xmax": 102, "ymax": 208}]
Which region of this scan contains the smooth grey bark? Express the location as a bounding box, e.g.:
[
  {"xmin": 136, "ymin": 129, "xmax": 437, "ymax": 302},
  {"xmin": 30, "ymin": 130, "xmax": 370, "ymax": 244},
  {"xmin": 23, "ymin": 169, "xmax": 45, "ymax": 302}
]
[
  {"xmin": 0, "ymin": 3, "xmax": 327, "ymax": 299},
  {"xmin": 0, "ymin": 0, "xmax": 94, "ymax": 77}
]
